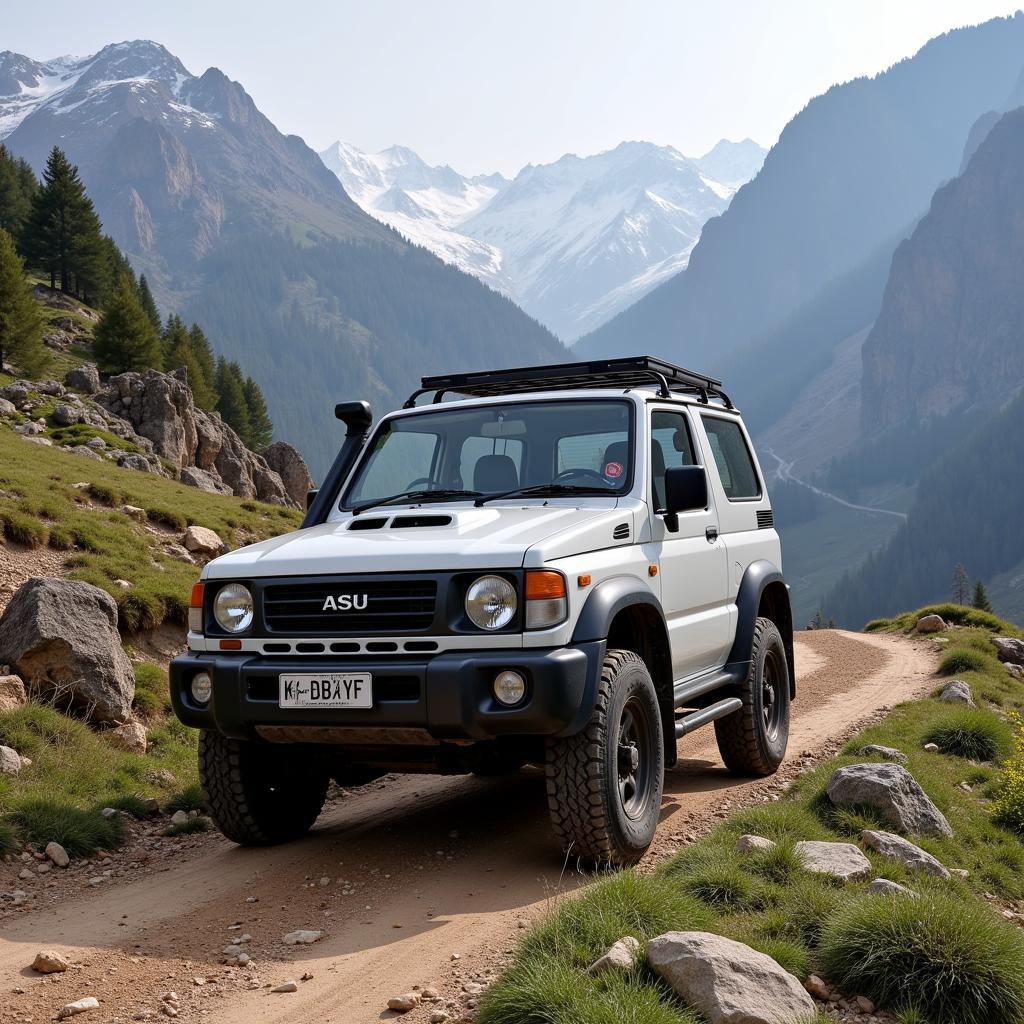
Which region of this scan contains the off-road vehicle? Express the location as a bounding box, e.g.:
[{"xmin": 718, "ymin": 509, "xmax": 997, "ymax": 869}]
[{"xmin": 170, "ymin": 356, "xmax": 793, "ymax": 865}]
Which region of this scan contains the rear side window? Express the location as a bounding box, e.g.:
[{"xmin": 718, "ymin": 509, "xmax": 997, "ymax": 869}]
[{"xmin": 701, "ymin": 416, "xmax": 761, "ymax": 500}]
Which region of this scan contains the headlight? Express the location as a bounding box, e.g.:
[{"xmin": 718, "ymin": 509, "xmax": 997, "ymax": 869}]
[
  {"xmin": 465, "ymin": 575, "xmax": 517, "ymax": 630},
  {"xmin": 213, "ymin": 583, "xmax": 253, "ymax": 633}
]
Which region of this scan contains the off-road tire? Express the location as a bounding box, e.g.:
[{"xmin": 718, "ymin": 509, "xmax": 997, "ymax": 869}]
[
  {"xmin": 545, "ymin": 649, "xmax": 664, "ymax": 866},
  {"xmin": 714, "ymin": 616, "xmax": 790, "ymax": 776},
  {"xmin": 198, "ymin": 730, "xmax": 330, "ymax": 846}
]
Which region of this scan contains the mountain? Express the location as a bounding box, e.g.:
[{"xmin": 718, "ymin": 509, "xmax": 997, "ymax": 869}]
[
  {"xmin": 320, "ymin": 139, "xmax": 764, "ymax": 340},
  {"xmin": 0, "ymin": 42, "xmax": 565, "ymax": 475},
  {"xmin": 577, "ymin": 14, "xmax": 1024, "ymax": 370}
]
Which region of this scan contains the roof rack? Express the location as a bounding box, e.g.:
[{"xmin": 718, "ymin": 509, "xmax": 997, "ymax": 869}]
[{"xmin": 404, "ymin": 355, "xmax": 733, "ymax": 409}]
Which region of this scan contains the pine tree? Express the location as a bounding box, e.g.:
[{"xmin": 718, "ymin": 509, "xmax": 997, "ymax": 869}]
[
  {"xmin": 163, "ymin": 314, "xmax": 216, "ymax": 409},
  {"xmin": 215, "ymin": 357, "xmax": 251, "ymax": 442},
  {"xmin": 138, "ymin": 274, "xmax": 161, "ymax": 331},
  {"xmin": 952, "ymin": 563, "xmax": 970, "ymax": 605},
  {"xmin": 189, "ymin": 323, "xmax": 215, "ymax": 389},
  {"xmin": 23, "ymin": 147, "xmax": 107, "ymax": 299},
  {"xmin": 0, "ymin": 145, "xmax": 35, "ymax": 242},
  {"xmin": 243, "ymin": 376, "xmax": 273, "ymax": 450},
  {"xmin": 0, "ymin": 228, "xmax": 47, "ymax": 376},
  {"xmin": 972, "ymin": 580, "xmax": 993, "ymax": 613},
  {"xmin": 93, "ymin": 274, "xmax": 164, "ymax": 374}
]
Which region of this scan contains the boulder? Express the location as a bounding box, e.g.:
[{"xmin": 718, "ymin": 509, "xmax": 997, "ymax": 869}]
[
  {"xmin": 588, "ymin": 936, "xmax": 640, "ymax": 975},
  {"xmin": 647, "ymin": 931, "xmax": 816, "ymax": 1024},
  {"xmin": 0, "ymin": 745, "xmax": 22, "ymax": 775},
  {"xmin": 992, "ymin": 637, "xmax": 1024, "ymax": 666},
  {"xmin": 826, "ymin": 763, "xmax": 952, "ymax": 837},
  {"xmin": 916, "ymin": 614, "xmax": 946, "ymax": 633},
  {"xmin": 183, "ymin": 525, "xmax": 223, "ymax": 557},
  {"xmin": 0, "ymin": 673, "xmax": 27, "ymax": 712},
  {"xmin": 865, "ymin": 877, "xmax": 916, "ymax": 897},
  {"xmin": 65, "ymin": 363, "xmax": 101, "ymax": 394},
  {"xmin": 861, "ymin": 744, "xmax": 908, "ymax": 764},
  {"xmin": 1005, "ymin": 663, "xmax": 1024, "ymax": 681},
  {"xmin": 0, "ymin": 397, "xmax": 16, "ymax": 416},
  {"xmin": 0, "ymin": 578, "xmax": 135, "ymax": 724},
  {"xmin": 117, "ymin": 452, "xmax": 152, "ymax": 473},
  {"xmin": 262, "ymin": 441, "xmax": 315, "ymax": 508},
  {"xmin": 180, "ymin": 466, "xmax": 232, "ymax": 496},
  {"xmin": 939, "ymin": 680, "xmax": 975, "ymax": 707},
  {"xmin": 108, "ymin": 721, "xmax": 147, "ymax": 753},
  {"xmin": 45, "ymin": 842, "xmax": 70, "ymax": 868},
  {"xmin": 282, "ymin": 929, "xmax": 323, "ymax": 945},
  {"xmin": 860, "ymin": 829, "xmax": 950, "ymax": 878},
  {"xmin": 793, "ymin": 840, "xmax": 872, "ymax": 881},
  {"xmin": 32, "ymin": 950, "xmax": 71, "ymax": 973},
  {"xmin": 735, "ymin": 834, "xmax": 777, "ymax": 854},
  {"xmin": 52, "ymin": 404, "xmax": 80, "ymax": 426}
]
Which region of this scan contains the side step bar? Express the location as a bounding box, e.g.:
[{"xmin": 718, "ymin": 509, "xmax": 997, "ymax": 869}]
[{"xmin": 674, "ymin": 697, "xmax": 743, "ymax": 738}]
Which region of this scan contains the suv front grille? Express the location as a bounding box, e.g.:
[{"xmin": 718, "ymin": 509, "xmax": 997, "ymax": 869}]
[{"xmin": 262, "ymin": 579, "xmax": 438, "ymax": 635}]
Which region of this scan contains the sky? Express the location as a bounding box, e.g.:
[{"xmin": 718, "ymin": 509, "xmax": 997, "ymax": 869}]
[{"xmin": 3, "ymin": 0, "xmax": 1022, "ymax": 176}]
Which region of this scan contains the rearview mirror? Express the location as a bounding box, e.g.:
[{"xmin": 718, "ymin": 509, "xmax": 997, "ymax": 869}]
[{"xmin": 663, "ymin": 465, "xmax": 707, "ymax": 532}]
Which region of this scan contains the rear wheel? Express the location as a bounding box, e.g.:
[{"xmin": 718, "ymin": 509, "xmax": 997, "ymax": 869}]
[
  {"xmin": 199, "ymin": 730, "xmax": 330, "ymax": 846},
  {"xmin": 545, "ymin": 649, "xmax": 664, "ymax": 865},
  {"xmin": 715, "ymin": 616, "xmax": 790, "ymax": 775}
]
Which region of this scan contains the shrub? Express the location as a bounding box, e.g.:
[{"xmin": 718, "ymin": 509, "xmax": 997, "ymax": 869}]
[
  {"xmin": 819, "ymin": 893, "xmax": 1024, "ymax": 1024},
  {"xmin": 166, "ymin": 782, "xmax": 205, "ymax": 814},
  {"xmin": 923, "ymin": 710, "xmax": 1012, "ymax": 762},
  {"xmin": 994, "ymin": 713, "xmax": 1024, "ymax": 834},
  {"xmin": 6, "ymin": 798, "xmax": 124, "ymax": 855},
  {"xmin": 164, "ymin": 816, "xmax": 210, "ymax": 836},
  {"xmin": 939, "ymin": 647, "xmax": 1000, "ymax": 677}
]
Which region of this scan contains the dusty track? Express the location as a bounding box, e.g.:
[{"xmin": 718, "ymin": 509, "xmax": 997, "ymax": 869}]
[{"xmin": 0, "ymin": 630, "xmax": 935, "ymax": 1023}]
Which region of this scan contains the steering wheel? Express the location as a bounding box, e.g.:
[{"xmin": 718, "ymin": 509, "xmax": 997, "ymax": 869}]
[
  {"xmin": 406, "ymin": 477, "xmax": 441, "ymax": 490},
  {"xmin": 554, "ymin": 467, "xmax": 612, "ymax": 485}
]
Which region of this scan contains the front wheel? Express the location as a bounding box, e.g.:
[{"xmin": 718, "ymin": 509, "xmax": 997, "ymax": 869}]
[
  {"xmin": 198, "ymin": 730, "xmax": 330, "ymax": 846},
  {"xmin": 714, "ymin": 616, "xmax": 791, "ymax": 776},
  {"xmin": 545, "ymin": 649, "xmax": 664, "ymax": 866}
]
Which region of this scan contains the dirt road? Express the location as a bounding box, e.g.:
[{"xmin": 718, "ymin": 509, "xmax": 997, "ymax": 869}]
[{"xmin": 0, "ymin": 630, "xmax": 934, "ymax": 1024}]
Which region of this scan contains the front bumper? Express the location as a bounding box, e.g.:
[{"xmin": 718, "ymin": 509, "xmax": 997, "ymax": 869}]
[{"xmin": 169, "ymin": 642, "xmax": 605, "ymax": 742}]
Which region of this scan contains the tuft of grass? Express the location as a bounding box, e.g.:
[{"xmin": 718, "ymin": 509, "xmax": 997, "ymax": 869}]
[
  {"xmin": 164, "ymin": 816, "xmax": 210, "ymax": 836},
  {"xmin": 86, "ymin": 481, "xmax": 122, "ymax": 505},
  {"xmin": 133, "ymin": 663, "xmax": 170, "ymax": 719},
  {"xmin": 720, "ymin": 802, "xmax": 832, "ymax": 844},
  {"xmin": 105, "ymin": 794, "xmax": 151, "ymax": 820},
  {"xmin": 165, "ymin": 782, "xmax": 205, "ymax": 814},
  {"xmin": 662, "ymin": 847, "xmax": 758, "ymax": 910},
  {"xmin": 939, "ymin": 647, "xmax": 1003, "ymax": 677},
  {"xmin": 820, "ymin": 893, "xmax": 1024, "ymax": 1024},
  {"xmin": 0, "ymin": 508, "xmax": 48, "ymax": 546},
  {"xmin": 6, "ymin": 798, "xmax": 124, "ymax": 856},
  {"xmin": 144, "ymin": 505, "xmax": 187, "ymax": 531},
  {"xmin": 0, "ymin": 820, "xmax": 20, "ymax": 856},
  {"xmin": 924, "ymin": 709, "xmax": 1013, "ymax": 762}
]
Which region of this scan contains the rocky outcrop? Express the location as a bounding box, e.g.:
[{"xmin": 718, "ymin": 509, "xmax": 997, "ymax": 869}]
[
  {"xmin": 0, "ymin": 578, "xmax": 135, "ymax": 724},
  {"xmin": 262, "ymin": 441, "xmax": 315, "ymax": 508},
  {"xmin": 827, "ymin": 763, "xmax": 952, "ymax": 837},
  {"xmin": 647, "ymin": 932, "xmax": 816, "ymax": 1024},
  {"xmin": 96, "ymin": 368, "xmax": 293, "ymax": 506}
]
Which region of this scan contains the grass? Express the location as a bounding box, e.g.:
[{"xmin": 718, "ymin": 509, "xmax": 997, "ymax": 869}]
[
  {"xmin": 133, "ymin": 663, "xmax": 171, "ymax": 719},
  {"xmin": 165, "ymin": 782, "xmax": 205, "ymax": 814},
  {"xmin": 939, "ymin": 646, "xmax": 1004, "ymax": 677},
  {"xmin": 6, "ymin": 798, "xmax": 125, "ymax": 856},
  {"xmin": 480, "ymin": 611, "xmax": 1024, "ymax": 1024},
  {"xmin": 164, "ymin": 816, "xmax": 210, "ymax": 837},
  {"xmin": 0, "ymin": 425, "xmax": 300, "ymax": 630},
  {"xmin": 867, "ymin": 603, "xmax": 1021, "ymax": 637}
]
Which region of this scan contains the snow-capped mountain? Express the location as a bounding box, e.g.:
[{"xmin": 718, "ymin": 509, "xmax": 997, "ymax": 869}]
[{"xmin": 320, "ymin": 138, "xmax": 765, "ymax": 340}]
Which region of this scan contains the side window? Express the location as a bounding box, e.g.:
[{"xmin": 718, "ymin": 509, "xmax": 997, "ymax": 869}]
[
  {"xmin": 701, "ymin": 416, "xmax": 761, "ymax": 500},
  {"xmin": 460, "ymin": 435, "xmax": 524, "ymax": 490},
  {"xmin": 650, "ymin": 411, "xmax": 696, "ymax": 511}
]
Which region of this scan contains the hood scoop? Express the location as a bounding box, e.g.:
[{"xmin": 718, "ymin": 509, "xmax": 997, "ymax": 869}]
[
  {"xmin": 347, "ymin": 517, "xmax": 388, "ymax": 531},
  {"xmin": 391, "ymin": 514, "xmax": 453, "ymax": 528}
]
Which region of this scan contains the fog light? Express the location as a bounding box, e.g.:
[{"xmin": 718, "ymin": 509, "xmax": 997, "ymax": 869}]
[
  {"xmin": 190, "ymin": 671, "xmax": 213, "ymax": 706},
  {"xmin": 493, "ymin": 670, "xmax": 526, "ymax": 706}
]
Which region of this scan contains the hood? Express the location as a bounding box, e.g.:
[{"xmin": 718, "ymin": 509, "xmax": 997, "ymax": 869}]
[{"xmin": 205, "ymin": 503, "xmax": 633, "ymax": 579}]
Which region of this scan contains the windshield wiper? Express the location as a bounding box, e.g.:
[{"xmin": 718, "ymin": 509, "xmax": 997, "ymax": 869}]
[
  {"xmin": 474, "ymin": 483, "xmax": 617, "ymax": 507},
  {"xmin": 351, "ymin": 488, "xmax": 482, "ymax": 515}
]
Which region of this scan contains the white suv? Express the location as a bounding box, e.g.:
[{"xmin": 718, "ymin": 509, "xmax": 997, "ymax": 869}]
[{"xmin": 171, "ymin": 356, "xmax": 793, "ymax": 865}]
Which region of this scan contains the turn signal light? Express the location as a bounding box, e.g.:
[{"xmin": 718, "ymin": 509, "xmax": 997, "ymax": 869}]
[
  {"xmin": 188, "ymin": 583, "xmax": 205, "ymax": 633},
  {"xmin": 525, "ymin": 570, "xmax": 567, "ymax": 630},
  {"xmin": 525, "ymin": 571, "xmax": 566, "ymax": 600}
]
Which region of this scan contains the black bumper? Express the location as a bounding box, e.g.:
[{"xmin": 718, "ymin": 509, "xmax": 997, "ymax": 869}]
[{"xmin": 169, "ymin": 642, "xmax": 606, "ymax": 742}]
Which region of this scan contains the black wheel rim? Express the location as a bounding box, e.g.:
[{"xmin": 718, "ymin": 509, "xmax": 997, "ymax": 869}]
[
  {"xmin": 761, "ymin": 647, "xmax": 785, "ymax": 741},
  {"xmin": 616, "ymin": 695, "xmax": 654, "ymax": 819}
]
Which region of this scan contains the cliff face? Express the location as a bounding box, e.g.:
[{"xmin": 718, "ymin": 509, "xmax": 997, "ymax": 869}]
[{"xmin": 862, "ymin": 106, "xmax": 1024, "ymax": 433}]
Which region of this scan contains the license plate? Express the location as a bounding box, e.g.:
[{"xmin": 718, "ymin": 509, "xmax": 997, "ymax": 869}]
[{"xmin": 278, "ymin": 673, "xmax": 372, "ymax": 709}]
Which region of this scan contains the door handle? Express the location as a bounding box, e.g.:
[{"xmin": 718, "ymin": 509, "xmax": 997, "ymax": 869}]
[{"xmin": 705, "ymin": 526, "xmax": 719, "ymax": 543}]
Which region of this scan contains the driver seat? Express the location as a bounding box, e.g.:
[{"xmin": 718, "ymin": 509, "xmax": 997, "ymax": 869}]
[{"xmin": 474, "ymin": 454, "xmax": 519, "ymax": 492}]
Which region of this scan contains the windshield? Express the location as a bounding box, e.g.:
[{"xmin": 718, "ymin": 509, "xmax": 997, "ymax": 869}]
[{"xmin": 342, "ymin": 399, "xmax": 633, "ymax": 509}]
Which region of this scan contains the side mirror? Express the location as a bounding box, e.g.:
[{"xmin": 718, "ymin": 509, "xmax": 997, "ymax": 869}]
[
  {"xmin": 306, "ymin": 488, "xmax": 319, "ymax": 511},
  {"xmin": 663, "ymin": 465, "xmax": 708, "ymax": 532}
]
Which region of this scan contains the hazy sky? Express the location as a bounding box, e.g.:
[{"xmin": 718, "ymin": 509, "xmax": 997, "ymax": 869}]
[{"xmin": 4, "ymin": 0, "xmax": 1021, "ymax": 175}]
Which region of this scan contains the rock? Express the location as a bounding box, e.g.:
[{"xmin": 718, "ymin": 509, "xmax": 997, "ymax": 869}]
[
  {"xmin": 100, "ymin": 807, "xmax": 118, "ymax": 819},
  {"xmin": 647, "ymin": 931, "xmax": 816, "ymax": 1024},
  {"xmin": 992, "ymin": 637, "xmax": 1024, "ymax": 666},
  {"xmin": 0, "ymin": 744, "xmax": 21, "ymax": 775},
  {"xmin": 860, "ymin": 829, "xmax": 950, "ymax": 878},
  {"xmin": 939, "ymin": 680, "xmax": 975, "ymax": 707},
  {"xmin": 429, "ymin": 1012, "xmax": 449, "ymax": 1024},
  {"xmin": 162, "ymin": 544, "xmax": 195, "ymax": 565},
  {"xmin": 856, "ymin": 995, "xmax": 876, "ymax": 1013},
  {"xmin": 19, "ymin": 866, "xmax": 34, "ymax": 879},
  {"xmin": 1005, "ymin": 663, "xmax": 1024, "ymax": 681},
  {"xmin": 272, "ymin": 981, "xmax": 299, "ymax": 993},
  {"xmin": 170, "ymin": 810, "xmax": 189, "ymax": 826},
  {"xmin": 794, "ymin": 840, "xmax": 872, "ymax": 881},
  {"xmin": 916, "ymin": 614, "xmax": 946, "ymax": 633},
  {"xmin": 121, "ymin": 505, "xmax": 146, "ymax": 520},
  {"xmin": 587, "ymin": 936, "xmax": 640, "ymax": 975},
  {"xmin": 183, "ymin": 525, "xmax": 223, "ymax": 557},
  {"xmin": 0, "ymin": 578, "xmax": 135, "ymax": 724},
  {"xmin": 0, "ymin": 674, "xmax": 27, "ymax": 712},
  {"xmin": 866, "ymin": 877, "xmax": 916, "ymax": 896},
  {"xmin": 65, "ymin": 364, "xmax": 101, "ymax": 394},
  {"xmin": 108, "ymin": 721, "xmax": 147, "ymax": 753},
  {"xmin": 951, "ymin": 867, "xmax": 970, "ymax": 879},
  {"xmin": 735, "ymin": 834, "xmax": 777, "ymax": 853},
  {"xmin": 387, "ymin": 992, "xmax": 421, "ymax": 1012},
  {"xmin": 58, "ymin": 997, "xmax": 99, "ymax": 1018},
  {"xmin": 826, "ymin": 763, "xmax": 952, "ymax": 837},
  {"xmin": 804, "ymin": 975, "xmax": 830, "ymax": 1000},
  {"xmin": 32, "ymin": 949, "xmax": 71, "ymax": 973},
  {"xmin": 86, "ymin": 436, "xmax": 105, "ymax": 449},
  {"xmin": 45, "ymin": 842, "xmax": 70, "ymax": 868},
  {"xmin": 0, "ymin": 397, "xmax": 16, "ymax": 416},
  {"xmin": 282, "ymin": 929, "xmax": 323, "ymax": 945},
  {"xmin": 118, "ymin": 452, "xmax": 152, "ymax": 473},
  {"xmin": 180, "ymin": 466, "xmax": 232, "ymax": 496},
  {"xmin": 262, "ymin": 441, "xmax": 315, "ymax": 508},
  {"xmin": 861, "ymin": 744, "xmax": 908, "ymax": 764},
  {"xmin": 923, "ymin": 742, "xmax": 940, "ymax": 752},
  {"xmin": 53, "ymin": 403, "xmax": 81, "ymax": 426}
]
